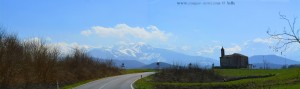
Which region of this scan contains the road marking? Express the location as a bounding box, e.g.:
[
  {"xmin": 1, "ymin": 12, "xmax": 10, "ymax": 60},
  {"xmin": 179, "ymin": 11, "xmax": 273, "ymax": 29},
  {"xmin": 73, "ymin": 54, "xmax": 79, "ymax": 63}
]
[
  {"xmin": 101, "ymin": 73, "xmax": 145, "ymax": 89},
  {"xmin": 73, "ymin": 78, "xmax": 102, "ymax": 89},
  {"xmin": 99, "ymin": 76, "xmax": 120, "ymax": 89},
  {"xmin": 74, "ymin": 75, "xmax": 116, "ymax": 89},
  {"xmin": 74, "ymin": 72, "xmax": 154, "ymax": 89},
  {"xmin": 98, "ymin": 78, "xmax": 115, "ymax": 89},
  {"xmin": 130, "ymin": 77, "xmax": 140, "ymax": 89},
  {"xmin": 131, "ymin": 72, "xmax": 149, "ymax": 89}
]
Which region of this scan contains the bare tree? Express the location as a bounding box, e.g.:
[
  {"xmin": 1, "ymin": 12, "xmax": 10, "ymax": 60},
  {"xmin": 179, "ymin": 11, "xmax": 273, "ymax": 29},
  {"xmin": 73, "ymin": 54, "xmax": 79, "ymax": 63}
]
[
  {"xmin": 0, "ymin": 29, "xmax": 121, "ymax": 89},
  {"xmin": 267, "ymin": 13, "xmax": 299, "ymax": 52}
]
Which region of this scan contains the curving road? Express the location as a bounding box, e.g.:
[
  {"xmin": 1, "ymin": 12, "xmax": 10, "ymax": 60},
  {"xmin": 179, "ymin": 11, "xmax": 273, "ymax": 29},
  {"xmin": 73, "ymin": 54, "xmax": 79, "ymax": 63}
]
[{"xmin": 73, "ymin": 72, "xmax": 155, "ymax": 89}]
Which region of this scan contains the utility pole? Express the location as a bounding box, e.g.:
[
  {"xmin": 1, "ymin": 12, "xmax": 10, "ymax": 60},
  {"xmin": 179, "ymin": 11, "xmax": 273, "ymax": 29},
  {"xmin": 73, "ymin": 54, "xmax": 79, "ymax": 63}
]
[
  {"xmin": 285, "ymin": 55, "xmax": 287, "ymax": 68},
  {"xmin": 263, "ymin": 56, "xmax": 265, "ymax": 69},
  {"xmin": 57, "ymin": 81, "xmax": 59, "ymax": 89},
  {"xmin": 281, "ymin": 52, "xmax": 287, "ymax": 69}
]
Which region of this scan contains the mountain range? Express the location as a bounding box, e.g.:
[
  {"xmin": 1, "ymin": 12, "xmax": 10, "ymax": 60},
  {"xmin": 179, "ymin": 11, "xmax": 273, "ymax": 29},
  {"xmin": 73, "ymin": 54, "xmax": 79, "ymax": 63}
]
[
  {"xmin": 88, "ymin": 42, "xmax": 218, "ymax": 66},
  {"xmin": 249, "ymin": 55, "xmax": 300, "ymax": 69},
  {"xmin": 141, "ymin": 62, "xmax": 172, "ymax": 69},
  {"xmin": 88, "ymin": 42, "xmax": 299, "ymax": 69}
]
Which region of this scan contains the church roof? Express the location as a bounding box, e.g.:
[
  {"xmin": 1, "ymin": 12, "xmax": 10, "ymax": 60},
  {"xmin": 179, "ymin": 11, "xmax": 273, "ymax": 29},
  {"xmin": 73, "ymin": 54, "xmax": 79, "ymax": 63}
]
[{"xmin": 224, "ymin": 53, "xmax": 247, "ymax": 57}]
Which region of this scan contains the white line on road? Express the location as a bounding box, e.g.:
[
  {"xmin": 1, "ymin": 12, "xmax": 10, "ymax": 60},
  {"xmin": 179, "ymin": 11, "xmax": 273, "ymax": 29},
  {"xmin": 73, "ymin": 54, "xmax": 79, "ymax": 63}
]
[
  {"xmin": 74, "ymin": 72, "xmax": 154, "ymax": 89},
  {"xmin": 130, "ymin": 77, "xmax": 140, "ymax": 89},
  {"xmin": 99, "ymin": 79, "xmax": 114, "ymax": 89}
]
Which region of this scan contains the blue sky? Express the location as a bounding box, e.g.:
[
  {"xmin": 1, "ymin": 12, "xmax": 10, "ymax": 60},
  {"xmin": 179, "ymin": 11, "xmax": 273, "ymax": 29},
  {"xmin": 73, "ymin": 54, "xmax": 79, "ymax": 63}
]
[{"xmin": 0, "ymin": 0, "xmax": 300, "ymax": 60}]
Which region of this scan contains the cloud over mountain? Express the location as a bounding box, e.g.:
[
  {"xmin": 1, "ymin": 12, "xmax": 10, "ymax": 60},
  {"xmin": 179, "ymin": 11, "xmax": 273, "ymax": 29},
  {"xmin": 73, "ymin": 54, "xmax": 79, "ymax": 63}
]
[
  {"xmin": 81, "ymin": 24, "xmax": 172, "ymax": 42},
  {"xmin": 87, "ymin": 42, "xmax": 218, "ymax": 65}
]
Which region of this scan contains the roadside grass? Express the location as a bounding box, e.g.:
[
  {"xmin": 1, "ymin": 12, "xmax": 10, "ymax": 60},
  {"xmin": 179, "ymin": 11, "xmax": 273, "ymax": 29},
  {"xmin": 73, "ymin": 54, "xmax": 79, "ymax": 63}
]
[
  {"xmin": 134, "ymin": 68, "xmax": 300, "ymax": 89},
  {"xmin": 215, "ymin": 69, "xmax": 278, "ymax": 77},
  {"xmin": 121, "ymin": 69, "xmax": 155, "ymax": 74},
  {"xmin": 134, "ymin": 75, "xmax": 155, "ymax": 89},
  {"xmin": 61, "ymin": 79, "xmax": 95, "ymax": 89},
  {"xmin": 62, "ymin": 69, "xmax": 154, "ymax": 89}
]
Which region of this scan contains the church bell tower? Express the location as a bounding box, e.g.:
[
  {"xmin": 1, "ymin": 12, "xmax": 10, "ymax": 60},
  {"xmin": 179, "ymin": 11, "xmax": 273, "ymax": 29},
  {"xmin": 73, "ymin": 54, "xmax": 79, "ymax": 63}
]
[{"xmin": 221, "ymin": 47, "xmax": 225, "ymax": 57}]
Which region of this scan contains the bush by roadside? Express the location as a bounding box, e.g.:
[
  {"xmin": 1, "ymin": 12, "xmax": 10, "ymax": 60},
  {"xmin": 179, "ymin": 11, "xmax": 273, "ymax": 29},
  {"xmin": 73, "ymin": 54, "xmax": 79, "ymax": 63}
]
[
  {"xmin": 0, "ymin": 29, "xmax": 121, "ymax": 89},
  {"xmin": 154, "ymin": 64, "xmax": 223, "ymax": 83}
]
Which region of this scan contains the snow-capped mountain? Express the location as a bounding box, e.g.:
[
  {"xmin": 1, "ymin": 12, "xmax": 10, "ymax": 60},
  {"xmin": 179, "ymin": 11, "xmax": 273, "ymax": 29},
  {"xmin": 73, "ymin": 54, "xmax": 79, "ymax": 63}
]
[{"xmin": 88, "ymin": 42, "xmax": 218, "ymax": 66}]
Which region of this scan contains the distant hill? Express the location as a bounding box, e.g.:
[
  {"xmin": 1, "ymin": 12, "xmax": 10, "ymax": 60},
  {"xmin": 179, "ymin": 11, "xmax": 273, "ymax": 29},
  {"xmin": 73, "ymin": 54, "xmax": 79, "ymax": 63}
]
[
  {"xmin": 113, "ymin": 60, "xmax": 146, "ymax": 69},
  {"xmin": 141, "ymin": 62, "xmax": 172, "ymax": 69},
  {"xmin": 249, "ymin": 55, "xmax": 300, "ymax": 69},
  {"xmin": 251, "ymin": 63, "xmax": 284, "ymax": 69},
  {"xmin": 249, "ymin": 55, "xmax": 299, "ymax": 65}
]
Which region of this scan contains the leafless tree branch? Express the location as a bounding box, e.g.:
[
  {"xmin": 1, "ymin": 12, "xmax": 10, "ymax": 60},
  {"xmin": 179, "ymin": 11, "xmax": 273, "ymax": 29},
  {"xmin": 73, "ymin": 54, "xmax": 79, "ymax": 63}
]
[{"xmin": 267, "ymin": 13, "xmax": 300, "ymax": 52}]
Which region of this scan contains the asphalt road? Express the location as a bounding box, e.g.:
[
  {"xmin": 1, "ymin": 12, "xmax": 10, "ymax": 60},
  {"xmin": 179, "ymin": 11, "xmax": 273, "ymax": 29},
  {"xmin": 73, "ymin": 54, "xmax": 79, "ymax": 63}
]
[{"xmin": 73, "ymin": 72, "xmax": 155, "ymax": 89}]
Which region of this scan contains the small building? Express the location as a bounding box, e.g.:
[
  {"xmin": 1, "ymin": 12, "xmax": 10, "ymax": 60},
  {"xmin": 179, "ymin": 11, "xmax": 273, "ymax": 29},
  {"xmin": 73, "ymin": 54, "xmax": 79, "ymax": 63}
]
[{"xmin": 220, "ymin": 47, "xmax": 248, "ymax": 68}]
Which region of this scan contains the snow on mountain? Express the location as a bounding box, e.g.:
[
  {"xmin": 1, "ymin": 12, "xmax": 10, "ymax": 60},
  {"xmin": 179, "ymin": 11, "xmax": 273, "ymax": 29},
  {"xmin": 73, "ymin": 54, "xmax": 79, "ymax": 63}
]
[{"xmin": 88, "ymin": 42, "xmax": 218, "ymax": 65}]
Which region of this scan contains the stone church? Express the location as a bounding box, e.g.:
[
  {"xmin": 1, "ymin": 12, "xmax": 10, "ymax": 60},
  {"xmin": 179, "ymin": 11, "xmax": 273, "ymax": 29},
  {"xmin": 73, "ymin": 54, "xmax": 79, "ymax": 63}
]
[{"xmin": 220, "ymin": 47, "xmax": 249, "ymax": 68}]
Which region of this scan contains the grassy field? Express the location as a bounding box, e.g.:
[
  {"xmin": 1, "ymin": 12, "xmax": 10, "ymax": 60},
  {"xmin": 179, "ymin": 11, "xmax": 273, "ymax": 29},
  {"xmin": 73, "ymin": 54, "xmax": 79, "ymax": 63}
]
[
  {"xmin": 134, "ymin": 68, "xmax": 300, "ymax": 89},
  {"xmin": 134, "ymin": 75, "xmax": 155, "ymax": 89},
  {"xmin": 61, "ymin": 69, "xmax": 154, "ymax": 89},
  {"xmin": 121, "ymin": 69, "xmax": 155, "ymax": 74},
  {"xmin": 61, "ymin": 79, "xmax": 96, "ymax": 89}
]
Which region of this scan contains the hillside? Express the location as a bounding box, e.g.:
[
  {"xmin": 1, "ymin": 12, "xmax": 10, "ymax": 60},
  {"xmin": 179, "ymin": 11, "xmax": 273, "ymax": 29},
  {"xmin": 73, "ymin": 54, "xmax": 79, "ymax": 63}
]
[
  {"xmin": 249, "ymin": 55, "xmax": 300, "ymax": 69},
  {"xmin": 114, "ymin": 60, "xmax": 146, "ymax": 69},
  {"xmin": 141, "ymin": 62, "xmax": 172, "ymax": 69}
]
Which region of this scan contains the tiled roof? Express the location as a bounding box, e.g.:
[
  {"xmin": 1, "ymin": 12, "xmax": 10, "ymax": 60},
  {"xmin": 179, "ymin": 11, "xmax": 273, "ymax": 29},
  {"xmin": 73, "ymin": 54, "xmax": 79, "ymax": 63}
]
[{"xmin": 224, "ymin": 53, "xmax": 247, "ymax": 57}]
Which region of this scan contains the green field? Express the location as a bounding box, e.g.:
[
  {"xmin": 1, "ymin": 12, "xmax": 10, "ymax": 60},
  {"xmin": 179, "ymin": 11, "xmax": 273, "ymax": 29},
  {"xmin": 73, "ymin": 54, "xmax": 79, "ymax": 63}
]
[
  {"xmin": 134, "ymin": 68, "xmax": 300, "ymax": 89},
  {"xmin": 121, "ymin": 69, "xmax": 155, "ymax": 74}
]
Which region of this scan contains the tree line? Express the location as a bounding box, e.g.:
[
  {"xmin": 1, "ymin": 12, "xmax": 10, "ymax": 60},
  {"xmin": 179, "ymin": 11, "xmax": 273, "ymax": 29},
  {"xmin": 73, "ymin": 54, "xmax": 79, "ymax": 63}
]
[{"xmin": 0, "ymin": 29, "xmax": 121, "ymax": 89}]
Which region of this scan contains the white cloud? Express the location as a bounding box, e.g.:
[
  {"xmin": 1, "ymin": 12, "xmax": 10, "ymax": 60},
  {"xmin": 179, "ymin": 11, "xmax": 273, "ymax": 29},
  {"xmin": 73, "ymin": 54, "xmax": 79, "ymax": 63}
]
[
  {"xmin": 48, "ymin": 42, "xmax": 71, "ymax": 54},
  {"xmin": 252, "ymin": 37, "xmax": 300, "ymax": 54},
  {"xmin": 196, "ymin": 46, "xmax": 222, "ymax": 55},
  {"xmin": 81, "ymin": 30, "xmax": 92, "ymax": 36},
  {"xmin": 48, "ymin": 42, "xmax": 93, "ymax": 55},
  {"xmin": 181, "ymin": 45, "xmax": 191, "ymax": 51},
  {"xmin": 253, "ymin": 38, "xmax": 274, "ymax": 44},
  {"xmin": 24, "ymin": 37, "xmax": 53, "ymax": 43},
  {"xmin": 45, "ymin": 37, "xmax": 52, "ymax": 41},
  {"xmin": 225, "ymin": 45, "xmax": 242, "ymax": 54},
  {"xmin": 28, "ymin": 37, "xmax": 41, "ymax": 42},
  {"xmin": 23, "ymin": 37, "xmax": 82, "ymax": 55},
  {"xmin": 81, "ymin": 24, "xmax": 171, "ymax": 41}
]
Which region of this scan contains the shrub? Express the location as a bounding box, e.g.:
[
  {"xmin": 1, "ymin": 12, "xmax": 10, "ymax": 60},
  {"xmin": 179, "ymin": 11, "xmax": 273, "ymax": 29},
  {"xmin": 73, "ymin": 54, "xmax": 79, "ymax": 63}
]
[
  {"xmin": 0, "ymin": 29, "xmax": 121, "ymax": 89},
  {"xmin": 154, "ymin": 64, "xmax": 223, "ymax": 83}
]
